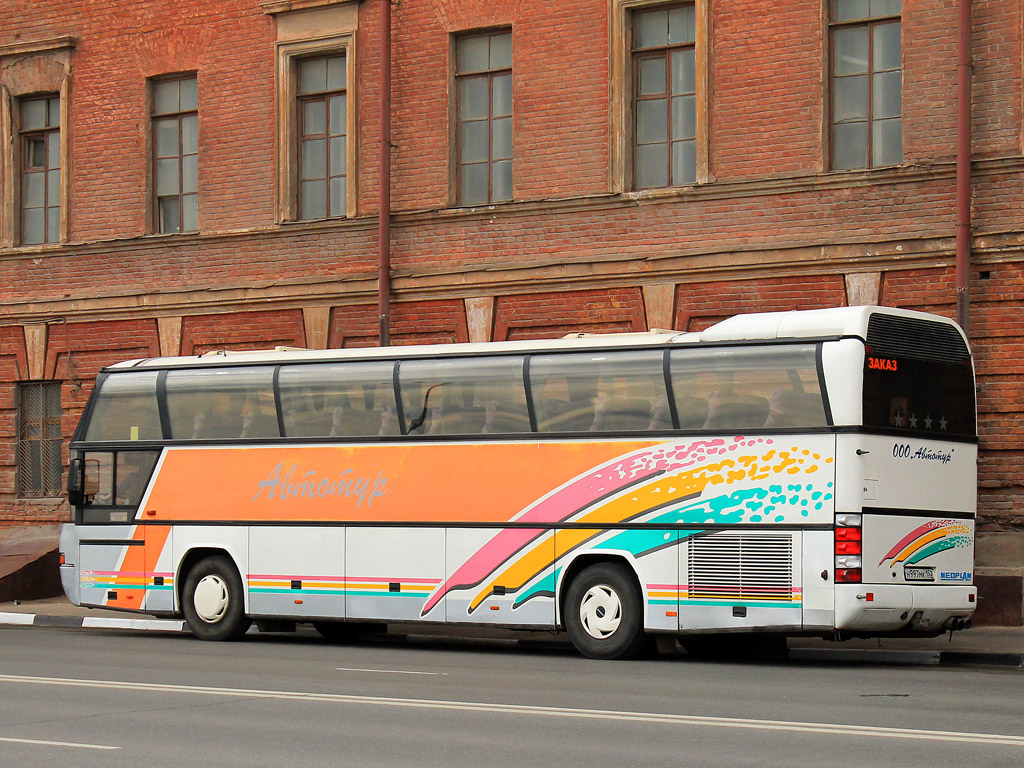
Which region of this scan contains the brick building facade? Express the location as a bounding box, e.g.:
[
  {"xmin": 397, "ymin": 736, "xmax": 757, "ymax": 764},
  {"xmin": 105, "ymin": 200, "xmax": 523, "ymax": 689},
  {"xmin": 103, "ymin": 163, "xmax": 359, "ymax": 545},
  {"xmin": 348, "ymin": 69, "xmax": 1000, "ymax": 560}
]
[{"xmin": 0, "ymin": 0, "xmax": 1021, "ymax": 620}]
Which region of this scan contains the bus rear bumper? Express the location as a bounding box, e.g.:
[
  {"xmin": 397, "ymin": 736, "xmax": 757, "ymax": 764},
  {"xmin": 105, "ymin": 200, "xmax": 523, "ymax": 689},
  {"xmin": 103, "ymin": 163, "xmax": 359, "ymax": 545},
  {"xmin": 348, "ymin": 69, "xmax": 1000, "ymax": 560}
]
[
  {"xmin": 58, "ymin": 524, "xmax": 81, "ymax": 606},
  {"xmin": 835, "ymin": 583, "xmax": 976, "ymax": 634}
]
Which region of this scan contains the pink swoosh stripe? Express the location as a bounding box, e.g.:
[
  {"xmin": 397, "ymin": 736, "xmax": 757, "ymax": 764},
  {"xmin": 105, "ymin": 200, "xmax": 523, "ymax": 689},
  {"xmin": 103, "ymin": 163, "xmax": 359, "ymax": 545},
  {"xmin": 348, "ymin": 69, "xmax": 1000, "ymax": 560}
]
[{"xmin": 420, "ymin": 440, "xmax": 730, "ymax": 615}]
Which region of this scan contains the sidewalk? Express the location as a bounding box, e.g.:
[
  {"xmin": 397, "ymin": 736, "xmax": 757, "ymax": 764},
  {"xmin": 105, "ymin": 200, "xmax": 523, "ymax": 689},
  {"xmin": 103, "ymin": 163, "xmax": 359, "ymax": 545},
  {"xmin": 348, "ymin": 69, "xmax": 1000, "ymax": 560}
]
[{"xmin": 1, "ymin": 596, "xmax": 1021, "ymax": 667}]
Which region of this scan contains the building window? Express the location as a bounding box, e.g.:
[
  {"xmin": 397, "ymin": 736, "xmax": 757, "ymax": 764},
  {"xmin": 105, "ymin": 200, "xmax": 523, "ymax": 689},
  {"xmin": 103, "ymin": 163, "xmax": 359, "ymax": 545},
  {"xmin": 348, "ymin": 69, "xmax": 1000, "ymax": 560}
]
[
  {"xmin": 631, "ymin": 4, "xmax": 696, "ymax": 189},
  {"xmin": 152, "ymin": 76, "xmax": 198, "ymax": 233},
  {"xmin": 829, "ymin": 0, "xmax": 902, "ymax": 169},
  {"xmin": 297, "ymin": 54, "xmax": 348, "ymax": 220},
  {"xmin": 17, "ymin": 382, "xmax": 63, "ymax": 498},
  {"xmin": 20, "ymin": 95, "xmax": 61, "ymax": 245},
  {"xmin": 455, "ymin": 30, "xmax": 512, "ymax": 206}
]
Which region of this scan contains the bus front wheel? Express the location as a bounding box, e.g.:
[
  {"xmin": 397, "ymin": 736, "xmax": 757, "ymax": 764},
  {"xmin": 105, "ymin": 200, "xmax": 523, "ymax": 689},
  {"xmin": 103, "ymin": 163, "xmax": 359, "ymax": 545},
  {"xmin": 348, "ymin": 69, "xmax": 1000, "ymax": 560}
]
[
  {"xmin": 182, "ymin": 556, "xmax": 251, "ymax": 641},
  {"xmin": 565, "ymin": 563, "xmax": 646, "ymax": 660}
]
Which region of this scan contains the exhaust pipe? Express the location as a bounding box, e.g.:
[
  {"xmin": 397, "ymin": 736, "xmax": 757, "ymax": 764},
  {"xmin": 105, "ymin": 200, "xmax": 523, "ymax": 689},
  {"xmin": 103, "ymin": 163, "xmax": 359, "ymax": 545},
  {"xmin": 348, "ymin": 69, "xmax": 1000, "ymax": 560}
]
[{"xmin": 948, "ymin": 617, "xmax": 972, "ymax": 632}]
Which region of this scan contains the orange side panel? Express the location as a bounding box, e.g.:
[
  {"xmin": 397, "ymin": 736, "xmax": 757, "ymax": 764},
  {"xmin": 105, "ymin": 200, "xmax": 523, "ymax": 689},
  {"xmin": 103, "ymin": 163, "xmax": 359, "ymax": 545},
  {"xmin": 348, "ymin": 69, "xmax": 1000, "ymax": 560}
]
[
  {"xmin": 105, "ymin": 525, "xmax": 170, "ymax": 610},
  {"xmin": 142, "ymin": 442, "xmax": 660, "ymax": 523}
]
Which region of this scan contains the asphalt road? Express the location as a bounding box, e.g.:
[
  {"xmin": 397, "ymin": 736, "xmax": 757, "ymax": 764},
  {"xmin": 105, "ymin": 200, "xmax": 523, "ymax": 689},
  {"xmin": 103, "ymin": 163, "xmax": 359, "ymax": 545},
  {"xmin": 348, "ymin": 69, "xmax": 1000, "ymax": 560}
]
[{"xmin": 0, "ymin": 625, "xmax": 1021, "ymax": 767}]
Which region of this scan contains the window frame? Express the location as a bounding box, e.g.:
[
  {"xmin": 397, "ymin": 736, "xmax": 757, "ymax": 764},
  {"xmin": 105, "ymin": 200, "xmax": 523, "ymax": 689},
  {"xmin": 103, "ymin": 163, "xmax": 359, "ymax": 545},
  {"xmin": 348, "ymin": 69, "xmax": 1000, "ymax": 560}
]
[
  {"xmin": 629, "ymin": 4, "xmax": 698, "ymax": 189},
  {"xmin": 18, "ymin": 94, "xmax": 62, "ymax": 245},
  {"xmin": 296, "ymin": 53, "xmax": 349, "ymax": 220},
  {"xmin": 827, "ymin": 1, "xmax": 903, "ymax": 170},
  {"xmin": 451, "ymin": 28, "xmax": 514, "ymax": 207},
  {"xmin": 0, "ymin": 37, "xmax": 74, "ymax": 249},
  {"xmin": 17, "ymin": 380, "xmax": 64, "ymax": 499},
  {"xmin": 149, "ymin": 73, "xmax": 199, "ymax": 234},
  {"xmin": 611, "ymin": 0, "xmax": 710, "ymax": 193},
  {"xmin": 275, "ymin": 34, "xmax": 357, "ymax": 223}
]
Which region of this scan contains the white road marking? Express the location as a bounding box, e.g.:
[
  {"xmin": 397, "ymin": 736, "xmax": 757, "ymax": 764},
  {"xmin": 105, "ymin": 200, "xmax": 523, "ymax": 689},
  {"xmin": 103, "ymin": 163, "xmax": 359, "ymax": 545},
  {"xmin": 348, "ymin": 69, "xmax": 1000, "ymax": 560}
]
[
  {"xmin": 335, "ymin": 667, "xmax": 447, "ymax": 676},
  {"xmin": 0, "ymin": 735, "xmax": 119, "ymax": 750},
  {"xmin": 0, "ymin": 673, "xmax": 1021, "ymax": 747}
]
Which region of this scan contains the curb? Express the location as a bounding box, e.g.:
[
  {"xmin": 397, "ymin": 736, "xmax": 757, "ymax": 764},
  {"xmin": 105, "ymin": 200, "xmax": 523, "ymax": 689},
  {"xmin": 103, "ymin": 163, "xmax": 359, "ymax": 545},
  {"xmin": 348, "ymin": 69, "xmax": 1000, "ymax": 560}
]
[
  {"xmin": 0, "ymin": 612, "xmax": 185, "ymax": 633},
  {"xmin": 789, "ymin": 648, "xmax": 942, "ymax": 665},
  {"xmin": 1, "ymin": 612, "xmax": 1021, "ymax": 668},
  {"xmin": 938, "ymin": 651, "xmax": 1024, "ymax": 668}
]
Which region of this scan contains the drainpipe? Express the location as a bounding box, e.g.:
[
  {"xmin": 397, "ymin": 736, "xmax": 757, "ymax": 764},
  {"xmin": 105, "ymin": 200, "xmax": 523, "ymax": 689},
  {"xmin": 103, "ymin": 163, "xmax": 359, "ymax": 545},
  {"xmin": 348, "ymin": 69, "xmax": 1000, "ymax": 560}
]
[
  {"xmin": 378, "ymin": 0, "xmax": 392, "ymax": 346},
  {"xmin": 955, "ymin": 0, "xmax": 972, "ymax": 334}
]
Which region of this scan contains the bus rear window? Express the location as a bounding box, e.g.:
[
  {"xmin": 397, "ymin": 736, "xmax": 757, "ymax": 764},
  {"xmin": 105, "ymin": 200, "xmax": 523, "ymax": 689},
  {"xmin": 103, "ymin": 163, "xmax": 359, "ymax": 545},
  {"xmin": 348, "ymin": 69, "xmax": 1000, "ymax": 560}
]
[
  {"xmin": 863, "ymin": 358, "xmax": 975, "ymax": 437},
  {"xmin": 862, "ymin": 313, "xmax": 976, "ymax": 438}
]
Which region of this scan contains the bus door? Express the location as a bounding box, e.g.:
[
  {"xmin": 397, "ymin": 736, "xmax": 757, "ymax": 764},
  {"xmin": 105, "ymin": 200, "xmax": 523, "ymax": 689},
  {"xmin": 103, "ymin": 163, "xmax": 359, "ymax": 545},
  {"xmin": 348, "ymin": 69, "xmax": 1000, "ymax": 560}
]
[{"xmin": 74, "ymin": 449, "xmax": 159, "ymax": 609}]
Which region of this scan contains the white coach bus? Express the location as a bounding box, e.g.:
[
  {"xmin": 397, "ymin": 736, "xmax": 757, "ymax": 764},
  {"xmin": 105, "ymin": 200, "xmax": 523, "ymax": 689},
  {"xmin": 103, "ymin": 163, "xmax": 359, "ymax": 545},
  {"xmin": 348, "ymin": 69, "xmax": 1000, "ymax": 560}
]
[{"xmin": 60, "ymin": 306, "xmax": 977, "ymax": 658}]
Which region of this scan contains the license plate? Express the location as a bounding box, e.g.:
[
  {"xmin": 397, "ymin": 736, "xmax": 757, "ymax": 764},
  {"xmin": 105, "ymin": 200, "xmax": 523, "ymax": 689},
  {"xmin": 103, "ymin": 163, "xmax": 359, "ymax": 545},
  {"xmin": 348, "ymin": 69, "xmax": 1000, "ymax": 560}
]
[{"xmin": 904, "ymin": 566, "xmax": 935, "ymax": 582}]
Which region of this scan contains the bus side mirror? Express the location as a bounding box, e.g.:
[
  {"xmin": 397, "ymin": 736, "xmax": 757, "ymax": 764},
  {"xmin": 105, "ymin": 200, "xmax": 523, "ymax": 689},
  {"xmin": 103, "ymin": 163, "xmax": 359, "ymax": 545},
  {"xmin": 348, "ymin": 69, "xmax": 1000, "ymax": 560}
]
[{"xmin": 67, "ymin": 457, "xmax": 84, "ymax": 506}]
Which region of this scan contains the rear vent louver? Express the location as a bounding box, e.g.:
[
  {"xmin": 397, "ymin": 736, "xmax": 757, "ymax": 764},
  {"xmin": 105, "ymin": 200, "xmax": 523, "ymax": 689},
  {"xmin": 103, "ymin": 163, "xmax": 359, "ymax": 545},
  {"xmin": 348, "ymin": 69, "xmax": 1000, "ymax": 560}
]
[
  {"xmin": 688, "ymin": 533, "xmax": 793, "ymax": 602},
  {"xmin": 866, "ymin": 314, "xmax": 969, "ymax": 364}
]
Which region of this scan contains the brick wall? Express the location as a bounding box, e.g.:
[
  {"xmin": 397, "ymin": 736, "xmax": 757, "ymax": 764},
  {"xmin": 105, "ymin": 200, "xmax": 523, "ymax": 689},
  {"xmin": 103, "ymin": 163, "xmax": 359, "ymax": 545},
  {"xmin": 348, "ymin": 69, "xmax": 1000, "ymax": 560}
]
[{"xmin": 0, "ymin": 0, "xmax": 1021, "ymax": 545}]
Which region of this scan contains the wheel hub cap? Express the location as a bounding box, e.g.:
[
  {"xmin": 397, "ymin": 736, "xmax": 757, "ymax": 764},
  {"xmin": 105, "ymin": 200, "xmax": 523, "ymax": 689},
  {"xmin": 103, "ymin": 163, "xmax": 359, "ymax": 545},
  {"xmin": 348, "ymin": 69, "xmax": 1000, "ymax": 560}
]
[
  {"xmin": 579, "ymin": 585, "xmax": 621, "ymax": 639},
  {"xmin": 193, "ymin": 574, "xmax": 230, "ymax": 623}
]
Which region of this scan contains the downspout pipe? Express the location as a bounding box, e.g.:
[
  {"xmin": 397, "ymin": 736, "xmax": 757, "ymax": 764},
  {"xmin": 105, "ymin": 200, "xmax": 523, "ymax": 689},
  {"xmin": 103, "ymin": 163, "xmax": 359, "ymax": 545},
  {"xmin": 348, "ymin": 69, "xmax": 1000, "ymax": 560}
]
[
  {"xmin": 378, "ymin": 0, "xmax": 392, "ymax": 346},
  {"xmin": 955, "ymin": 0, "xmax": 972, "ymax": 334}
]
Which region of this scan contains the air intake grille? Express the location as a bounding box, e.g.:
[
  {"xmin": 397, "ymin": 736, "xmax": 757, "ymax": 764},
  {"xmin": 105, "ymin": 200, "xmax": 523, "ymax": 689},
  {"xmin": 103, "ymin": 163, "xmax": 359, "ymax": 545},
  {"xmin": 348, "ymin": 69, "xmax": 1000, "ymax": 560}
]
[
  {"xmin": 866, "ymin": 314, "xmax": 969, "ymax": 364},
  {"xmin": 688, "ymin": 533, "xmax": 793, "ymax": 602}
]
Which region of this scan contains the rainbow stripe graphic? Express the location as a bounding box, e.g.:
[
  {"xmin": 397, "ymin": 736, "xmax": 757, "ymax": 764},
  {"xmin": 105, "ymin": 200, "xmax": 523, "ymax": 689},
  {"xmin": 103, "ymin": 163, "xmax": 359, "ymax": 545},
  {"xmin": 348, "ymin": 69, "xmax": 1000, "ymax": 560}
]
[
  {"xmin": 423, "ymin": 437, "xmax": 833, "ymax": 615},
  {"xmin": 248, "ymin": 574, "xmax": 439, "ymax": 598},
  {"xmin": 648, "ymin": 584, "xmax": 802, "ymax": 608},
  {"xmin": 877, "ymin": 520, "xmax": 973, "ymax": 566},
  {"xmin": 80, "ymin": 570, "xmax": 174, "ymax": 592}
]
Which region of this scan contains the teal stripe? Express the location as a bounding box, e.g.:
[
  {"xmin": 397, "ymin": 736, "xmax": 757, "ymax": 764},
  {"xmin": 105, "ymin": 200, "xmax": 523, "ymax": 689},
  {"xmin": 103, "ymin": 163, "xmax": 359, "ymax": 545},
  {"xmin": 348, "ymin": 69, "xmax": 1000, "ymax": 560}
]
[
  {"xmin": 249, "ymin": 588, "xmax": 346, "ymax": 596},
  {"xmin": 84, "ymin": 584, "xmax": 147, "ymax": 591},
  {"xmin": 81, "ymin": 584, "xmax": 173, "ymax": 590},
  {"xmin": 679, "ymin": 599, "xmax": 801, "ymax": 608},
  {"xmin": 249, "ymin": 588, "xmax": 429, "ymax": 598},
  {"xmin": 906, "ymin": 538, "xmax": 956, "ymax": 565},
  {"xmin": 346, "ymin": 590, "xmax": 428, "ymax": 598}
]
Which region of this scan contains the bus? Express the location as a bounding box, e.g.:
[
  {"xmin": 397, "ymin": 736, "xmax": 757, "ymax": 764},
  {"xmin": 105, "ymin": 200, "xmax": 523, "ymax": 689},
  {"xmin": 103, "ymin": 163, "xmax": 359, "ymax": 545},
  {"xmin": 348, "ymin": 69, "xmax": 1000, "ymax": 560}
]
[{"xmin": 59, "ymin": 306, "xmax": 978, "ymax": 659}]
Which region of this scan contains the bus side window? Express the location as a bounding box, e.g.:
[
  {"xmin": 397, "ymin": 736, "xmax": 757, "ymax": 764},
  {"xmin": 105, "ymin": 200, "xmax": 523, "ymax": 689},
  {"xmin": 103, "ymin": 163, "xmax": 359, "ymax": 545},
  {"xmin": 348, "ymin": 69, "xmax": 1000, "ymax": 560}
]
[
  {"xmin": 114, "ymin": 451, "xmax": 160, "ymax": 505},
  {"xmin": 83, "ymin": 452, "xmax": 113, "ymax": 506},
  {"xmin": 166, "ymin": 367, "xmax": 278, "ymax": 440},
  {"xmin": 530, "ymin": 351, "xmax": 667, "ymax": 434},
  {"xmin": 670, "ymin": 345, "xmax": 826, "ymax": 431},
  {"xmin": 83, "ymin": 372, "xmax": 163, "ymax": 442},
  {"xmin": 278, "ymin": 361, "xmax": 399, "ymax": 439},
  {"xmin": 765, "ymin": 389, "xmax": 827, "ymax": 428},
  {"xmin": 398, "ymin": 356, "xmax": 528, "ymax": 436}
]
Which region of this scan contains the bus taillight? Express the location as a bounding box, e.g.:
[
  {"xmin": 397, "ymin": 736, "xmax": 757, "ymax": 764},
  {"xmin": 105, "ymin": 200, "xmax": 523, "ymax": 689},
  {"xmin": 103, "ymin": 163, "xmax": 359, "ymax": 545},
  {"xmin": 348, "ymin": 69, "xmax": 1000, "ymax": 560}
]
[{"xmin": 835, "ymin": 513, "xmax": 862, "ymax": 583}]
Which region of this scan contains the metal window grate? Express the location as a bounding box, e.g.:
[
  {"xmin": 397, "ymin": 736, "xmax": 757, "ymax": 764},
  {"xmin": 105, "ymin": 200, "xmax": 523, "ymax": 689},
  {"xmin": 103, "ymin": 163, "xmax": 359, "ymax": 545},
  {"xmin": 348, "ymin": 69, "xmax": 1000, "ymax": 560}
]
[{"xmin": 18, "ymin": 382, "xmax": 63, "ymax": 497}]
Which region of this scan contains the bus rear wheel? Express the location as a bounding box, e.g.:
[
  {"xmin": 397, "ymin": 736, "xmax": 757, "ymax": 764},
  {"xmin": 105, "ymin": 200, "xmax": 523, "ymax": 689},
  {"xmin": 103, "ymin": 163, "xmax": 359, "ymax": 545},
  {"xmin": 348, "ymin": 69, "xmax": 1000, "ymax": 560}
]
[
  {"xmin": 565, "ymin": 563, "xmax": 646, "ymax": 660},
  {"xmin": 182, "ymin": 556, "xmax": 251, "ymax": 641}
]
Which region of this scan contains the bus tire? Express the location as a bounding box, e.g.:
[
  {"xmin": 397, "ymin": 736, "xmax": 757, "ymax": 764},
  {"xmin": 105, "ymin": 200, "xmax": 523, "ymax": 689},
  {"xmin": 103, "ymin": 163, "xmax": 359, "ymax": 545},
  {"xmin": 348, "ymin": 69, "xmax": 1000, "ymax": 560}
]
[
  {"xmin": 182, "ymin": 556, "xmax": 251, "ymax": 641},
  {"xmin": 565, "ymin": 563, "xmax": 646, "ymax": 660}
]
